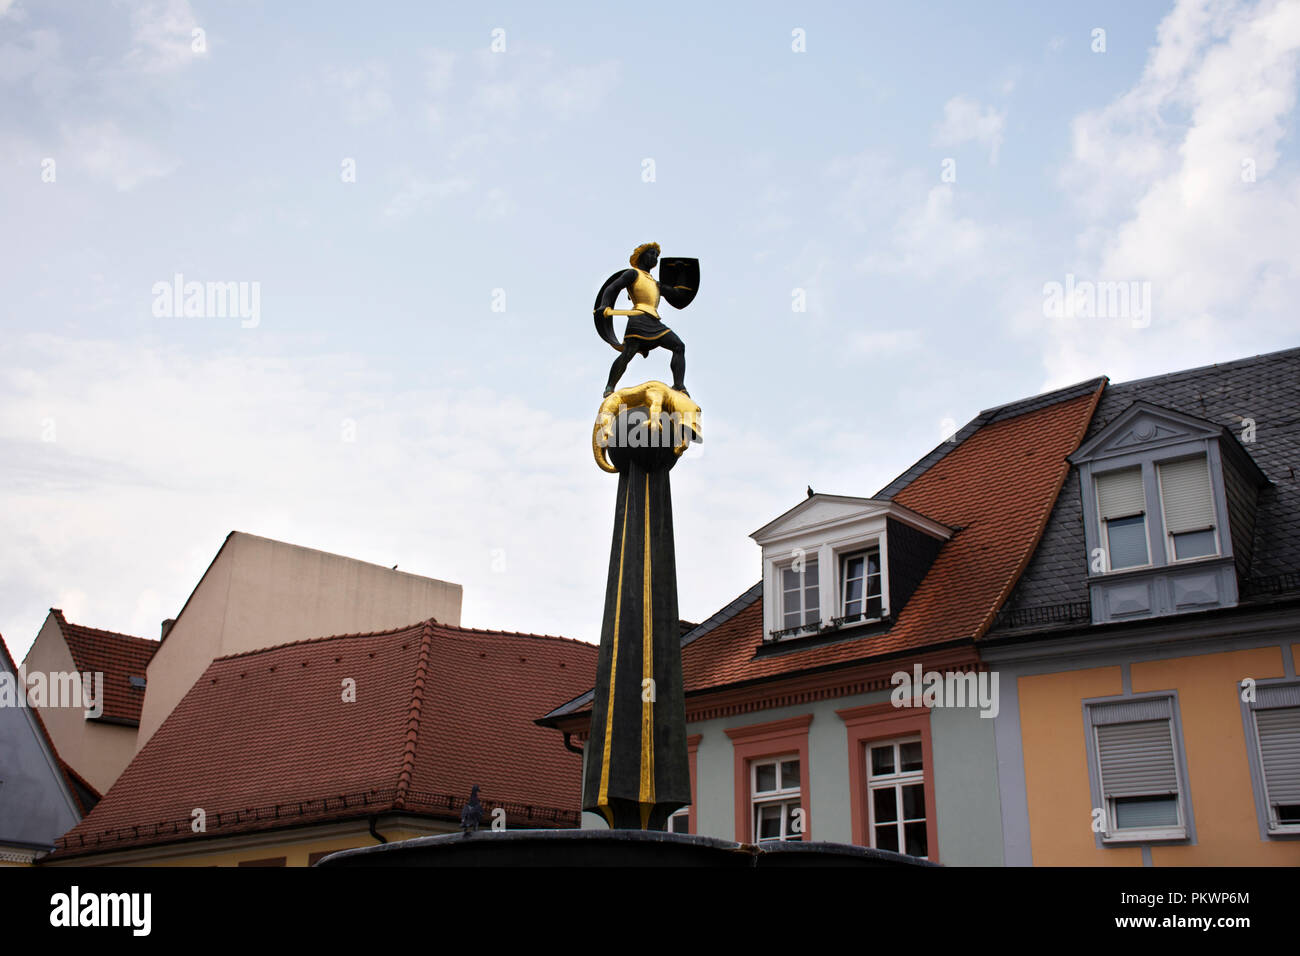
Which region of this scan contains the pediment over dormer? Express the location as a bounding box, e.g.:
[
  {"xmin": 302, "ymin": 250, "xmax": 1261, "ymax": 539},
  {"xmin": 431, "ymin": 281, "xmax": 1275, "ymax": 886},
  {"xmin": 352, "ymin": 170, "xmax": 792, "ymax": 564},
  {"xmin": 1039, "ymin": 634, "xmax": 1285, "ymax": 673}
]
[
  {"xmin": 750, "ymin": 494, "xmax": 951, "ymax": 646},
  {"xmin": 750, "ymin": 494, "xmax": 950, "ymax": 546},
  {"xmin": 1068, "ymin": 402, "xmax": 1225, "ymax": 464}
]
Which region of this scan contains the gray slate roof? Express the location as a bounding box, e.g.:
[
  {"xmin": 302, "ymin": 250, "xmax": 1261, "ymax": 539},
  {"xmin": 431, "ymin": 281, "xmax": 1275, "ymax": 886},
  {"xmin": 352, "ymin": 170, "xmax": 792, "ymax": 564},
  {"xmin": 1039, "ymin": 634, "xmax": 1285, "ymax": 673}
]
[{"xmin": 992, "ymin": 346, "xmax": 1300, "ymax": 629}]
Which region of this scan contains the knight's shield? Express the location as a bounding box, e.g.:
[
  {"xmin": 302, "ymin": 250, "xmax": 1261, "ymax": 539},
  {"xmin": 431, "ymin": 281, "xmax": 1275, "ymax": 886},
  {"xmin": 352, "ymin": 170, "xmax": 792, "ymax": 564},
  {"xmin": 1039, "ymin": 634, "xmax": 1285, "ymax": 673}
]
[{"xmin": 659, "ymin": 257, "xmax": 699, "ymax": 309}]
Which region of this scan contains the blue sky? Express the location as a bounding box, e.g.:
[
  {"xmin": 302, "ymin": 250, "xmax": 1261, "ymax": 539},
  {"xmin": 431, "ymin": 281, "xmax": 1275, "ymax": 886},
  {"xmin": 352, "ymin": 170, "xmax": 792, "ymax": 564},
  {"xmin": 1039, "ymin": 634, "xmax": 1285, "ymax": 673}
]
[{"xmin": 2, "ymin": 0, "xmax": 1298, "ymax": 658}]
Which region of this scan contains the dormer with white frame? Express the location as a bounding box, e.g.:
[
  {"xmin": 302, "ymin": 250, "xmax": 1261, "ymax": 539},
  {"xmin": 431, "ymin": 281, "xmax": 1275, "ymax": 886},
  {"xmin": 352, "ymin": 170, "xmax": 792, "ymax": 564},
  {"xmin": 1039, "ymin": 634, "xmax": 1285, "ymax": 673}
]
[
  {"xmin": 1068, "ymin": 401, "xmax": 1269, "ymax": 624},
  {"xmin": 750, "ymin": 495, "xmax": 952, "ymax": 645}
]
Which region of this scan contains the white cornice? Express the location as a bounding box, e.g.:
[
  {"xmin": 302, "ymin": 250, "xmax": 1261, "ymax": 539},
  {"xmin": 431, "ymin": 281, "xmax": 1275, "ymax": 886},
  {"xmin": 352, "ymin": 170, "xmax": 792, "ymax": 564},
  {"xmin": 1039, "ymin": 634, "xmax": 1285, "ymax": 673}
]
[{"xmin": 751, "ymin": 494, "xmax": 951, "ymax": 545}]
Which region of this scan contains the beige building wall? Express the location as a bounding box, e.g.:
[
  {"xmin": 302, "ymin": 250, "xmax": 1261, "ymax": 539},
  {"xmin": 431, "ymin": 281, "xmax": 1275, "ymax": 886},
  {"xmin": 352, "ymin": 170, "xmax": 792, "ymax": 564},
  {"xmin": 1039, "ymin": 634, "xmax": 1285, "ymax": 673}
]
[
  {"xmin": 20, "ymin": 614, "xmax": 139, "ymax": 795},
  {"xmin": 42, "ymin": 816, "xmax": 457, "ymax": 867},
  {"xmin": 137, "ymin": 532, "xmax": 462, "ymax": 748}
]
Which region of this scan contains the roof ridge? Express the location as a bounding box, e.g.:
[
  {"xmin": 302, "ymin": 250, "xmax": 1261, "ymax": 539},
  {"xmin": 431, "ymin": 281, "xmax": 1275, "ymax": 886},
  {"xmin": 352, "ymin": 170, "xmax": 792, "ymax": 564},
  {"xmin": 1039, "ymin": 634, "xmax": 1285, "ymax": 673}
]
[
  {"xmin": 52, "ymin": 609, "xmax": 154, "ymax": 646},
  {"xmin": 210, "ymin": 619, "xmax": 436, "ymax": 662},
  {"xmin": 426, "ymin": 620, "xmax": 596, "ymax": 648},
  {"xmin": 207, "ymin": 618, "xmax": 597, "ymax": 665},
  {"xmin": 393, "ymin": 621, "xmax": 436, "ymax": 810},
  {"xmin": 1108, "ymin": 345, "xmax": 1300, "ymax": 391},
  {"xmin": 980, "ymin": 377, "xmax": 1108, "ymax": 421}
]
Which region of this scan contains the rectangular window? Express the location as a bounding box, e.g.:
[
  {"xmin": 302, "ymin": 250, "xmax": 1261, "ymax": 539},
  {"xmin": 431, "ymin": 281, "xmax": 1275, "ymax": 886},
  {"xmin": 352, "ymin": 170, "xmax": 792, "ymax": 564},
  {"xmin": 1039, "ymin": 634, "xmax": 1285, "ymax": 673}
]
[
  {"xmin": 667, "ymin": 808, "xmax": 690, "ymax": 834},
  {"xmin": 1158, "ymin": 456, "xmax": 1218, "ymax": 561},
  {"xmin": 1096, "ymin": 467, "xmax": 1149, "ymax": 570},
  {"xmin": 841, "ymin": 548, "xmax": 882, "ymax": 622},
  {"xmin": 1248, "ymin": 683, "xmax": 1300, "ymax": 833},
  {"xmin": 751, "ymin": 756, "xmax": 802, "ymax": 843},
  {"xmin": 1087, "ymin": 697, "xmax": 1187, "ymax": 842},
  {"xmin": 866, "ymin": 737, "xmax": 927, "ymax": 858},
  {"xmin": 781, "ymin": 559, "xmax": 819, "ymax": 631}
]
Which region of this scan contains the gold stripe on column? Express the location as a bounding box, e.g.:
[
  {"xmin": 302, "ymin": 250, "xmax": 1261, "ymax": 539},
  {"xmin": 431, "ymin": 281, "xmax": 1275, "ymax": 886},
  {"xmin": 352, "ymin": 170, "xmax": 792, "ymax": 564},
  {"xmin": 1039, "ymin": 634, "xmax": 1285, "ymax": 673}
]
[
  {"xmin": 597, "ymin": 481, "xmax": 632, "ymax": 811},
  {"xmin": 639, "ymin": 474, "xmax": 655, "ymax": 811}
]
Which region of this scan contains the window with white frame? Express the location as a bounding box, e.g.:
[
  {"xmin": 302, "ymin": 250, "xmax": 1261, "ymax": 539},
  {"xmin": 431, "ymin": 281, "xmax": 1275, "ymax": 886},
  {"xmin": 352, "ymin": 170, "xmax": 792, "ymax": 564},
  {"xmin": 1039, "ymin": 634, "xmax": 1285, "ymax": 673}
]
[
  {"xmin": 751, "ymin": 756, "xmax": 802, "ymax": 843},
  {"xmin": 667, "ymin": 808, "xmax": 690, "ymax": 834},
  {"xmin": 866, "ymin": 737, "xmax": 927, "ymax": 858},
  {"xmin": 780, "ymin": 558, "xmax": 820, "ymax": 632},
  {"xmin": 1158, "ymin": 455, "xmax": 1218, "ymax": 561},
  {"xmin": 1087, "ymin": 697, "xmax": 1187, "ymax": 842},
  {"xmin": 1247, "ymin": 683, "xmax": 1300, "ymax": 833},
  {"xmin": 841, "ymin": 548, "xmax": 882, "ymax": 622},
  {"xmin": 1095, "ymin": 467, "xmax": 1149, "ymax": 570}
]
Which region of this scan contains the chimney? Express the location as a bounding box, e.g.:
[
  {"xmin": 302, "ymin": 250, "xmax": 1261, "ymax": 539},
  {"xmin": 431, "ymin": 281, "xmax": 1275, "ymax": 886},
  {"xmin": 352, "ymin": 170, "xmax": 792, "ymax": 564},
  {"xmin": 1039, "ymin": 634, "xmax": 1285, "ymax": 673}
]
[{"xmin": 161, "ymin": 618, "xmax": 176, "ymax": 640}]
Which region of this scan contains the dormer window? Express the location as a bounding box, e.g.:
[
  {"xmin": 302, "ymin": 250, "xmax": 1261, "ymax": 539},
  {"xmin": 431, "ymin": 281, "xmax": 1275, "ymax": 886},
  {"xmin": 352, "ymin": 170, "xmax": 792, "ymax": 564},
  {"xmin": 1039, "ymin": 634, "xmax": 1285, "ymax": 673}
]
[
  {"xmin": 841, "ymin": 548, "xmax": 882, "ymax": 622},
  {"xmin": 1095, "ymin": 467, "xmax": 1148, "ymax": 570},
  {"xmin": 751, "ymin": 495, "xmax": 950, "ymax": 645},
  {"xmin": 781, "ymin": 559, "xmax": 820, "ymax": 631},
  {"xmin": 1068, "ymin": 401, "xmax": 1269, "ymax": 623},
  {"xmin": 1157, "ymin": 456, "xmax": 1218, "ymax": 561}
]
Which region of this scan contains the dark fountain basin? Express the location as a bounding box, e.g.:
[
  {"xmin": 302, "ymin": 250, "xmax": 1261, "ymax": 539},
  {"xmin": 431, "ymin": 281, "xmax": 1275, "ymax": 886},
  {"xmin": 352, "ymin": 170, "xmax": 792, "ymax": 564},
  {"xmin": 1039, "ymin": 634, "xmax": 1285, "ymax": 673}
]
[{"xmin": 313, "ymin": 829, "xmax": 937, "ymax": 868}]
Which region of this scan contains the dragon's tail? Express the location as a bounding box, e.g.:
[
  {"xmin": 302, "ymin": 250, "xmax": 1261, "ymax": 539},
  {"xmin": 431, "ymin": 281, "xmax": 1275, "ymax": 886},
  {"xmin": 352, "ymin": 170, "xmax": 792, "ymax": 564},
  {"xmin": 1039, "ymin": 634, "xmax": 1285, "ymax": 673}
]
[{"xmin": 592, "ymin": 420, "xmax": 617, "ymax": 473}]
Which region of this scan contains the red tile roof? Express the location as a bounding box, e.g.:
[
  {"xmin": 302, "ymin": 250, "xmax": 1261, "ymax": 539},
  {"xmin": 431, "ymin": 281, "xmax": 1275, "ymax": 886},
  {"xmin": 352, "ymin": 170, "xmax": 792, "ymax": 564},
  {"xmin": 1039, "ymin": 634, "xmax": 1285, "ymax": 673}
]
[
  {"xmin": 677, "ymin": 386, "xmax": 1103, "ymax": 694},
  {"xmin": 51, "ymin": 620, "xmax": 597, "ymax": 859},
  {"xmin": 52, "ymin": 609, "xmax": 157, "ymax": 725}
]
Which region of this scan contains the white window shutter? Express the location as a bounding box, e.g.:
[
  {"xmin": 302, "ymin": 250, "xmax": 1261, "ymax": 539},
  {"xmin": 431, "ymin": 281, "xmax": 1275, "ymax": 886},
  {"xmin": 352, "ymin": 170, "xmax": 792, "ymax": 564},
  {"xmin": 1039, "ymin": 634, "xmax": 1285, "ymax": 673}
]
[
  {"xmin": 1097, "ymin": 468, "xmax": 1146, "ymax": 520},
  {"xmin": 1096, "ymin": 719, "xmax": 1179, "ymax": 798},
  {"xmin": 1159, "ymin": 456, "xmax": 1215, "ymax": 534},
  {"xmin": 1256, "ymin": 707, "xmax": 1300, "ymax": 806}
]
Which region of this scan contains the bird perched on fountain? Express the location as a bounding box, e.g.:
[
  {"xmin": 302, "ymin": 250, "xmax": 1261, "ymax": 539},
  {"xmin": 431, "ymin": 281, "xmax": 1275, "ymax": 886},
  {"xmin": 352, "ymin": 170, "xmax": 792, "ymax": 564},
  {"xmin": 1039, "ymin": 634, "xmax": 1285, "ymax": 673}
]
[{"xmin": 460, "ymin": 785, "xmax": 483, "ymax": 837}]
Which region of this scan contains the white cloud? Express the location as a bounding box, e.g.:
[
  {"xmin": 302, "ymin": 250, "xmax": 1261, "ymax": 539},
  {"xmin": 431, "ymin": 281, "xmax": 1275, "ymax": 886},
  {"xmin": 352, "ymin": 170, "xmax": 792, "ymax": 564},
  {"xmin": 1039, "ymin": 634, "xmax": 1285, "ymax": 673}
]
[
  {"xmin": 479, "ymin": 186, "xmax": 514, "ymax": 219},
  {"xmin": 933, "ymin": 95, "xmax": 1006, "ymax": 164},
  {"xmin": 849, "ymin": 329, "xmax": 924, "ymax": 355},
  {"xmin": 538, "ymin": 61, "xmax": 620, "ymax": 119},
  {"xmin": 828, "ymin": 149, "xmax": 1018, "ymax": 283},
  {"xmin": 445, "ymin": 48, "xmax": 620, "ymax": 127},
  {"xmin": 1043, "ymin": 0, "xmax": 1300, "ymax": 386},
  {"xmin": 328, "ymin": 63, "xmax": 394, "ymax": 124},
  {"xmin": 865, "ymin": 184, "xmax": 992, "ymax": 278},
  {"xmin": 125, "ymin": 0, "xmax": 205, "ymax": 74},
  {"xmin": 860, "ymin": 185, "xmax": 1004, "ymax": 282},
  {"xmin": 0, "ymin": 334, "xmax": 797, "ymax": 663},
  {"xmin": 0, "ymin": 335, "xmax": 603, "ymax": 655},
  {"xmin": 62, "ymin": 121, "xmax": 178, "ymax": 190},
  {"xmin": 0, "ymin": 28, "xmax": 59, "ymax": 86},
  {"xmin": 423, "ymin": 49, "xmax": 456, "ymax": 96},
  {"xmin": 383, "ymin": 175, "xmax": 474, "ymax": 219}
]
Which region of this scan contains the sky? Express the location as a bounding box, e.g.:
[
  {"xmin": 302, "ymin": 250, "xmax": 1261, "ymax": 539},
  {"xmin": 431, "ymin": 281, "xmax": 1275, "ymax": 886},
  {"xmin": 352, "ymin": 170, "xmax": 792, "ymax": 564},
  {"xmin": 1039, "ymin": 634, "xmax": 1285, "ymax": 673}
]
[{"xmin": 2, "ymin": 0, "xmax": 1298, "ymax": 659}]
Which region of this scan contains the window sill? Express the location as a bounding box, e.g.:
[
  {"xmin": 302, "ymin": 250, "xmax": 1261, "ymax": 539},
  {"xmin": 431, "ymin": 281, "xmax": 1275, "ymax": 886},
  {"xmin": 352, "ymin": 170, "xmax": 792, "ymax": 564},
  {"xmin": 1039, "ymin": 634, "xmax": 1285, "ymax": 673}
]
[
  {"xmin": 758, "ymin": 616, "xmax": 892, "ymax": 657},
  {"xmin": 1102, "ymin": 827, "xmax": 1187, "ymax": 844},
  {"xmin": 1088, "ymin": 553, "xmax": 1233, "ymax": 582},
  {"xmin": 765, "ymin": 615, "xmax": 887, "ymax": 644},
  {"xmin": 1088, "ymin": 563, "xmax": 1154, "ymax": 581},
  {"xmin": 1166, "ymin": 552, "xmax": 1223, "ymax": 566}
]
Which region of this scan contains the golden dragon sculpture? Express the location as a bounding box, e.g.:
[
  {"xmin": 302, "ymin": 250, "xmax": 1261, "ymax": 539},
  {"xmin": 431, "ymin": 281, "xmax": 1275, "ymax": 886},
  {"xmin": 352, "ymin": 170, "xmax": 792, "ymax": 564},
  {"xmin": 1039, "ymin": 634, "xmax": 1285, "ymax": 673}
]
[{"xmin": 592, "ymin": 381, "xmax": 702, "ymax": 474}]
